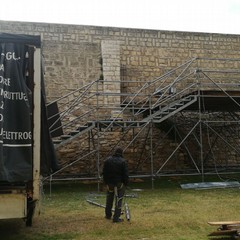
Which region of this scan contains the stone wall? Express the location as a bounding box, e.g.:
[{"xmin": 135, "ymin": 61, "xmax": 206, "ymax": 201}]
[
  {"xmin": 1, "ymin": 20, "xmax": 240, "ymax": 176},
  {"xmin": 1, "ymin": 20, "xmax": 240, "ymax": 103}
]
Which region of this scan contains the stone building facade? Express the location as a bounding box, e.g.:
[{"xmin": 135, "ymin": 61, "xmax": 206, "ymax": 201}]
[
  {"xmin": 1, "ymin": 20, "xmax": 239, "ymax": 103},
  {"xmin": 1, "ymin": 20, "xmax": 240, "ymax": 178}
]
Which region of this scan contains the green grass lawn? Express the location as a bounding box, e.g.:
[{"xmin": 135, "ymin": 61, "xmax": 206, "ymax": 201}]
[{"xmin": 1, "ymin": 175, "xmax": 240, "ymax": 240}]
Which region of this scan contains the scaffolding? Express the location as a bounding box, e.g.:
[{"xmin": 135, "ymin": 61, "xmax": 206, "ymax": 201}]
[{"xmin": 44, "ymin": 57, "xmax": 240, "ymax": 184}]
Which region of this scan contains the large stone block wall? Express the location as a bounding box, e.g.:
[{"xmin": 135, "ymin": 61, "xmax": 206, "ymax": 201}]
[
  {"xmin": 43, "ymin": 41, "xmax": 101, "ymax": 101},
  {"xmin": 1, "ymin": 20, "xmax": 240, "ymax": 176},
  {"xmin": 1, "ymin": 20, "xmax": 240, "ymax": 103}
]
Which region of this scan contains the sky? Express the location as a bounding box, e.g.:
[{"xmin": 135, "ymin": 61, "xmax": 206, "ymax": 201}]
[{"xmin": 0, "ymin": 0, "xmax": 240, "ymax": 34}]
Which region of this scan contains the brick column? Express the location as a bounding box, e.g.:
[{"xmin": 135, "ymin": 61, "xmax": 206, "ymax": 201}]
[{"xmin": 101, "ymin": 40, "xmax": 121, "ymax": 109}]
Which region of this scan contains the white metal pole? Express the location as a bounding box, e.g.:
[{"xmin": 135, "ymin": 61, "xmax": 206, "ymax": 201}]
[{"xmin": 32, "ymin": 47, "xmax": 41, "ymax": 203}]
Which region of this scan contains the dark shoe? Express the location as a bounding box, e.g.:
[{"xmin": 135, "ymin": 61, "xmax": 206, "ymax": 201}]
[
  {"xmin": 113, "ymin": 218, "xmax": 124, "ymax": 223},
  {"xmin": 105, "ymin": 216, "xmax": 111, "ymax": 220}
]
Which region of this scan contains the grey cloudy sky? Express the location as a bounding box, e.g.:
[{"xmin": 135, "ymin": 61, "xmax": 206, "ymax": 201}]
[{"xmin": 1, "ymin": 0, "xmax": 240, "ymax": 34}]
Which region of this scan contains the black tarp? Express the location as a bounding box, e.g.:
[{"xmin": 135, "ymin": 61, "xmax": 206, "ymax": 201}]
[
  {"xmin": 47, "ymin": 101, "xmax": 63, "ymax": 138},
  {"xmin": 0, "ymin": 33, "xmax": 41, "ymax": 47},
  {"xmin": 0, "ymin": 33, "xmax": 58, "ymax": 182}
]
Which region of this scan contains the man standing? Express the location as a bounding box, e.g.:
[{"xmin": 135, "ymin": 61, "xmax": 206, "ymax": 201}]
[{"xmin": 102, "ymin": 147, "xmax": 129, "ymax": 223}]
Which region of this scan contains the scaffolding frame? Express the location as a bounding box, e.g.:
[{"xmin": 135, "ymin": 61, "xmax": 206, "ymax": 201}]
[{"xmin": 44, "ymin": 57, "xmax": 240, "ymax": 185}]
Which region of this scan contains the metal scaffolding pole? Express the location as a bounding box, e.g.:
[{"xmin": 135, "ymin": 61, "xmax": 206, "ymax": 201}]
[{"xmin": 197, "ymin": 69, "xmax": 204, "ymax": 182}]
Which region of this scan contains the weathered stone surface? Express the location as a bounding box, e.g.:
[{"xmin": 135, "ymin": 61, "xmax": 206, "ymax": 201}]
[{"xmin": 1, "ymin": 20, "xmax": 239, "ymax": 177}]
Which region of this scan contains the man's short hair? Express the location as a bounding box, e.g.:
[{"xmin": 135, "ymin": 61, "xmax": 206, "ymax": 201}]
[{"xmin": 114, "ymin": 146, "xmax": 123, "ymax": 156}]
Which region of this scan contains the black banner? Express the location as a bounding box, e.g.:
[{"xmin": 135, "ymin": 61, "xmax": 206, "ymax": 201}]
[{"xmin": 0, "ymin": 42, "xmax": 32, "ymax": 182}]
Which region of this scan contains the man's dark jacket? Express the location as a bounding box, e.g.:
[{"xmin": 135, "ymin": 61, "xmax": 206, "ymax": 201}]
[{"xmin": 102, "ymin": 153, "xmax": 129, "ymax": 186}]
